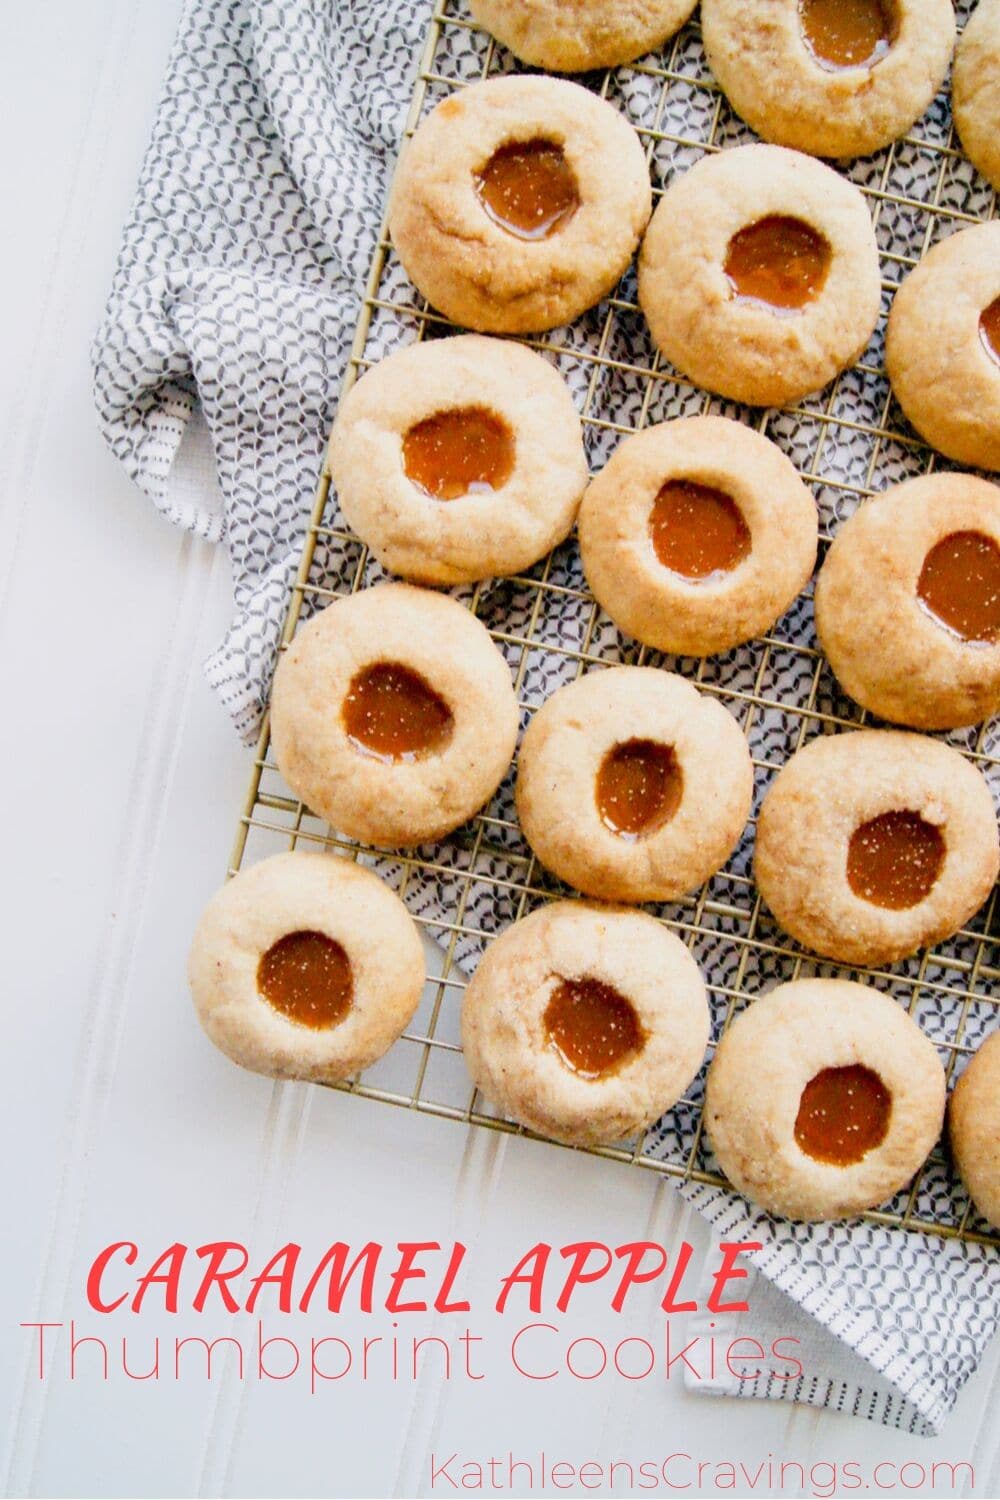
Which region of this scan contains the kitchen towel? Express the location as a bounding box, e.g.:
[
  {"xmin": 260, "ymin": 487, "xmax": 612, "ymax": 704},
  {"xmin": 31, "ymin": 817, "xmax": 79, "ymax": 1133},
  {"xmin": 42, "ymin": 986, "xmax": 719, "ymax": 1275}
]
[{"xmin": 92, "ymin": 0, "xmax": 1000, "ymax": 1436}]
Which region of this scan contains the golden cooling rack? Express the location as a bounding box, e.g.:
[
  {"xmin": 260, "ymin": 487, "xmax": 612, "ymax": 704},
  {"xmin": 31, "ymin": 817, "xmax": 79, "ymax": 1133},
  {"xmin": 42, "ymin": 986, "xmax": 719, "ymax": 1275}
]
[{"xmin": 229, "ymin": 0, "xmax": 1000, "ymax": 1248}]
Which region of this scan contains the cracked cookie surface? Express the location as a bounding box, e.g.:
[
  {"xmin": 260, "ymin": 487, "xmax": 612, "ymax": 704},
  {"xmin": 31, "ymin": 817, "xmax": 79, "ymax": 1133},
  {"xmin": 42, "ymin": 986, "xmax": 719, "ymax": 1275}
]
[
  {"xmin": 706, "ymin": 980, "xmax": 946, "ymax": 1222},
  {"xmin": 955, "ymin": 0, "xmax": 1000, "ymax": 193},
  {"xmin": 188, "ymin": 852, "xmax": 424, "ymax": 1085},
  {"xmin": 886, "ymin": 222, "xmax": 1000, "ymax": 472},
  {"xmin": 462, "ymin": 900, "xmax": 709, "ymax": 1146},
  {"xmin": 815, "ymin": 473, "xmax": 1000, "ymax": 729},
  {"xmin": 329, "ymin": 335, "xmax": 588, "ymax": 585},
  {"xmin": 755, "ymin": 729, "xmax": 999, "ymax": 967},
  {"xmin": 701, "ymin": 0, "xmax": 954, "ymax": 158},
  {"xmin": 579, "ymin": 415, "xmax": 817, "ymax": 655},
  {"xmin": 389, "ymin": 76, "xmax": 651, "ymax": 334},
  {"xmin": 468, "ymin": 0, "xmax": 698, "ymax": 71},
  {"xmin": 515, "ymin": 666, "xmax": 753, "ymax": 904},
  {"xmin": 271, "ymin": 583, "xmax": 519, "ymax": 847},
  {"xmin": 950, "ymin": 1031, "xmax": 1000, "ymax": 1230},
  {"xmin": 638, "ymin": 145, "xmax": 880, "ymax": 407}
]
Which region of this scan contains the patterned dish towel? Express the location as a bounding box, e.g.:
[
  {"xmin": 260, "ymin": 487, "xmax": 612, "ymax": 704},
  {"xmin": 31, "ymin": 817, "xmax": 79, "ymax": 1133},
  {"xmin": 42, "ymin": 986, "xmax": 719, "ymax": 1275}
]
[{"xmin": 92, "ymin": 0, "xmax": 1000, "ymax": 1437}]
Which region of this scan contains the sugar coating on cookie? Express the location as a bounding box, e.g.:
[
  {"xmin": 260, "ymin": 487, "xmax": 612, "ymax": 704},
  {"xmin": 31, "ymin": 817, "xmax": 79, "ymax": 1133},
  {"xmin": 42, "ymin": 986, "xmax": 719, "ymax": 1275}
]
[
  {"xmin": 328, "ymin": 335, "xmax": 588, "ymax": 585},
  {"xmin": 706, "ymin": 979, "xmax": 946, "ymax": 1221},
  {"xmin": 270, "ymin": 583, "xmax": 518, "ymax": 847},
  {"xmin": 461, "ymin": 901, "xmax": 709, "ymax": 1145},
  {"xmin": 579, "ymin": 416, "xmax": 817, "ymax": 655},
  {"xmin": 755, "ymin": 730, "xmax": 999, "ymax": 967},
  {"xmin": 188, "ymin": 852, "xmax": 424, "ymax": 1083},
  {"xmin": 886, "ymin": 222, "xmax": 1000, "ymax": 473},
  {"xmin": 515, "ymin": 666, "xmax": 753, "ymax": 904},
  {"xmin": 815, "ymin": 473, "xmax": 1000, "ymax": 730},
  {"xmin": 468, "ymin": 0, "xmax": 698, "ymax": 71},
  {"xmin": 950, "ymin": 1031, "xmax": 1000, "ymax": 1230},
  {"xmin": 389, "ymin": 76, "xmax": 652, "ymax": 334},
  {"xmin": 637, "ymin": 145, "xmax": 880, "ymax": 407},
  {"xmin": 701, "ymin": 0, "xmax": 954, "ymax": 158},
  {"xmin": 955, "ymin": 0, "xmax": 1000, "ymax": 193}
]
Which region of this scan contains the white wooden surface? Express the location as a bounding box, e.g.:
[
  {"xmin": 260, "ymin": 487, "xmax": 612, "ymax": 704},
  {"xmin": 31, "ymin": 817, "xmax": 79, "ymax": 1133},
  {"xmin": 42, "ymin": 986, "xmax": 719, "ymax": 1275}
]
[{"xmin": 3, "ymin": 4, "xmax": 1000, "ymax": 1496}]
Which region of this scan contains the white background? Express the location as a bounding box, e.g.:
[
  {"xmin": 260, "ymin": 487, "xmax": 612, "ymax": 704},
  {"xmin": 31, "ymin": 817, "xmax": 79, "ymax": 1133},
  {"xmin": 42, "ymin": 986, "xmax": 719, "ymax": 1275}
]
[{"xmin": 3, "ymin": 3, "xmax": 1000, "ymax": 1497}]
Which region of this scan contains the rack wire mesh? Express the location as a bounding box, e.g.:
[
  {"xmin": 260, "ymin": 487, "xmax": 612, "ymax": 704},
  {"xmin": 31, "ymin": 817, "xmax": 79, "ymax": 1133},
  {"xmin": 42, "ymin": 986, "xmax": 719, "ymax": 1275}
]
[{"xmin": 229, "ymin": 0, "xmax": 1000, "ymax": 1249}]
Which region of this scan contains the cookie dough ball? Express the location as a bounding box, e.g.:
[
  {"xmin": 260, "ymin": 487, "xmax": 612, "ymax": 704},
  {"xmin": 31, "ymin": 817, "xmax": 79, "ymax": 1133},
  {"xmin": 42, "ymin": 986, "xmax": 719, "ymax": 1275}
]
[
  {"xmin": 389, "ymin": 76, "xmax": 652, "ymax": 334},
  {"xmin": 468, "ymin": 0, "xmax": 698, "ymax": 71},
  {"xmin": 706, "ymin": 980, "xmax": 946, "ymax": 1221},
  {"xmin": 955, "ymin": 0, "xmax": 1000, "ymax": 193},
  {"xmin": 755, "ymin": 730, "xmax": 999, "ymax": 967},
  {"xmin": 815, "ymin": 473, "xmax": 1000, "ymax": 729},
  {"xmin": 579, "ymin": 416, "xmax": 817, "ymax": 655},
  {"xmin": 950, "ymin": 1031, "xmax": 1000, "ymax": 1229},
  {"xmin": 701, "ymin": 0, "xmax": 955, "ymax": 159},
  {"xmin": 188, "ymin": 853, "xmax": 424, "ymax": 1083},
  {"xmin": 462, "ymin": 901, "xmax": 709, "ymax": 1145},
  {"xmin": 328, "ymin": 336, "xmax": 588, "ymax": 586},
  {"xmin": 516, "ymin": 667, "xmax": 753, "ymax": 903},
  {"xmin": 638, "ymin": 145, "xmax": 880, "ymax": 407},
  {"xmin": 271, "ymin": 583, "xmax": 518, "ymax": 847},
  {"xmin": 886, "ymin": 223, "xmax": 1000, "ymax": 473}
]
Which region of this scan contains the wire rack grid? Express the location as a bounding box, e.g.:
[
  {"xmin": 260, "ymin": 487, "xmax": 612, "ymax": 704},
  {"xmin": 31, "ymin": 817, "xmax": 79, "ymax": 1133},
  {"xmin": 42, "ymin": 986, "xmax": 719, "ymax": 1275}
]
[{"xmin": 229, "ymin": 0, "xmax": 1000, "ymax": 1249}]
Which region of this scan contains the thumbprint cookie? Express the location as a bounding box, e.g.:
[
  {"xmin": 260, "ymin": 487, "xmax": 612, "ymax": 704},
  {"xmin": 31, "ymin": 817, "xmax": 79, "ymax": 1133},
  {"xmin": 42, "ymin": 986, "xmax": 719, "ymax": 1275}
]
[
  {"xmin": 516, "ymin": 667, "xmax": 753, "ymax": 904},
  {"xmin": 755, "ymin": 730, "xmax": 999, "ymax": 968},
  {"xmin": 579, "ymin": 416, "xmax": 817, "ymax": 655},
  {"xmin": 328, "ymin": 336, "xmax": 588, "ymax": 585},
  {"xmin": 468, "ymin": 0, "xmax": 698, "ymax": 72},
  {"xmin": 955, "ymin": 0, "xmax": 1000, "ymax": 194},
  {"xmin": 637, "ymin": 145, "xmax": 880, "ymax": 407},
  {"xmin": 388, "ymin": 76, "xmax": 652, "ymax": 334},
  {"xmin": 188, "ymin": 853, "xmax": 424, "ymax": 1083},
  {"xmin": 815, "ymin": 473, "xmax": 1000, "ymax": 729},
  {"xmin": 462, "ymin": 901, "xmax": 709, "ymax": 1146},
  {"xmin": 886, "ymin": 222, "xmax": 1000, "ymax": 472},
  {"xmin": 270, "ymin": 584, "xmax": 518, "ymax": 847},
  {"xmin": 701, "ymin": 0, "xmax": 954, "ymax": 159},
  {"xmin": 706, "ymin": 980, "xmax": 946, "ymax": 1221},
  {"xmin": 950, "ymin": 1031, "xmax": 1000, "ymax": 1230}
]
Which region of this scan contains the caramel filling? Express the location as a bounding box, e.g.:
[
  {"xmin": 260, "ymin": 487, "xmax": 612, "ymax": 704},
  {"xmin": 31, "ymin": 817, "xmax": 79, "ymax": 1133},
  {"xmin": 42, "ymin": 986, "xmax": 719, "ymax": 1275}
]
[
  {"xmin": 724, "ymin": 216, "xmax": 831, "ymax": 313},
  {"xmin": 402, "ymin": 407, "xmax": 515, "ymax": 500},
  {"xmin": 795, "ymin": 1065, "xmax": 891, "ymax": 1166},
  {"xmin": 343, "ymin": 662, "xmax": 454, "ymax": 762},
  {"xmin": 980, "ymin": 297, "xmax": 1000, "ymax": 369},
  {"xmin": 545, "ymin": 976, "xmax": 645, "ymax": 1079},
  {"xmin": 650, "ymin": 480, "xmax": 751, "ymax": 582},
  {"xmin": 258, "ymin": 930, "xmax": 353, "ymax": 1030},
  {"xmin": 917, "ymin": 531, "xmax": 1000, "ymax": 644},
  {"xmin": 799, "ymin": 0, "xmax": 896, "ymax": 70},
  {"xmin": 847, "ymin": 811, "xmax": 944, "ymax": 910},
  {"xmin": 596, "ymin": 739, "xmax": 683, "ymax": 840},
  {"xmin": 474, "ymin": 139, "xmax": 580, "ymax": 241}
]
